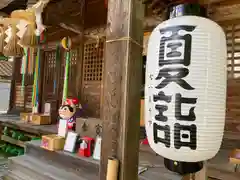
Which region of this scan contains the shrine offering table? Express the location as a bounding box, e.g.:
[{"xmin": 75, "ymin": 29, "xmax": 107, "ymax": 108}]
[
  {"xmin": 229, "ymin": 149, "xmax": 240, "ymax": 172},
  {"xmin": 0, "ymin": 114, "xmax": 57, "ymax": 136},
  {"xmin": 0, "ymin": 114, "xmax": 56, "ymax": 157}
]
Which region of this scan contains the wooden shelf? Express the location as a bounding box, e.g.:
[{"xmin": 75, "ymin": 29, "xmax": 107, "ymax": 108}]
[{"xmin": 1, "ymin": 135, "xmax": 25, "ymax": 148}]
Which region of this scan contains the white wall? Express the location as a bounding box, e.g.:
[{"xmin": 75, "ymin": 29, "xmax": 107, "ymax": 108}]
[{"xmin": 0, "ymin": 82, "xmax": 10, "ymax": 113}]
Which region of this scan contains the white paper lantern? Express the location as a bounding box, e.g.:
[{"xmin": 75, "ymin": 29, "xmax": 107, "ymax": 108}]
[{"xmin": 145, "ymin": 16, "xmax": 227, "ymax": 163}]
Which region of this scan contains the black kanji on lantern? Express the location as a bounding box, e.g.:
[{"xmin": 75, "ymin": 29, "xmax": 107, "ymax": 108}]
[
  {"xmin": 174, "ymin": 123, "xmax": 197, "ymax": 150},
  {"xmin": 154, "ymin": 91, "xmax": 172, "ymax": 103},
  {"xmin": 159, "ymin": 25, "xmax": 196, "ymax": 67},
  {"xmin": 153, "ymin": 123, "xmax": 171, "ymax": 148},
  {"xmin": 155, "ymin": 105, "xmax": 168, "ymax": 122},
  {"xmin": 152, "ymin": 24, "xmax": 198, "ymax": 150},
  {"xmin": 155, "ymin": 67, "xmax": 194, "ymax": 90},
  {"xmin": 175, "ymin": 93, "xmax": 197, "ymax": 121},
  {"xmin": 154, "ymin": 91, "xmax": 172, "ymax": 122}
]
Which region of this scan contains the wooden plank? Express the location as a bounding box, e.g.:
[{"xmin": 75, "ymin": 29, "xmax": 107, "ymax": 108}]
[
  {"xmin": 100, "ymin": 0, "xmax": 144, "ymax": 180},
  {"xmin": 225, "ymin": 122, "xmax": 240, "ymax": 133},
  {"xmin": 207, "ymin": 167, "xmax": 240, "ymax": 180},
  {"xmin": 81, "ymin": 82, "xmax": 101, "ymax": 117},
  {"xmin": 1, "ymin": 135, "xmax": 25, "ymax": 148},
  {"xmin": 9, "ymin": 58, "xmax": 23, "ymax": 113},
  {"xmin": 26, "ymin": 140, "xmax": 99, "ymax": 177},
  {"xmin": 0, "ymin": 120, "xmax": 57, "ymax": 136},
  {"xmin": 10, "ymin": 155, "xmax": 94, "ymax": 180}
]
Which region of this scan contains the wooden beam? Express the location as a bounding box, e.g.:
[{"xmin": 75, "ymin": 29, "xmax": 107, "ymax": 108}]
[
  {"xmin": 209, "ymin": 0, "xmax": 240, "ymax": 7},
  {"xmin": 45, "ymin": 29, "xmax": 77, "ymax": 43},
  {"xmin": 207, "ymin": 167, "xmax": 240, "ymax": 180},
  {"xmin": 42, "ymin": 0, "xmax": 85, "ymax": 27},
  {"xmin": 100, "ymin": 0, "xmax": 144, "ymax": 180},
  {"xmin": 217, "ymin": 18, "xmax": 240, "ymax": 26},
  {"xmin": 43, "ymin": 14, "xmax": 81, "ymax": 27},
  {"xmin": 59, "ymin": 23, "xmax": 82, "ymax": 35}
]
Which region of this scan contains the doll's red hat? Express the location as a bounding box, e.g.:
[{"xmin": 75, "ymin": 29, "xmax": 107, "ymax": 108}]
[{"xmin": 65, "ymin": 98, "xmax": 79, "ymax": 106}]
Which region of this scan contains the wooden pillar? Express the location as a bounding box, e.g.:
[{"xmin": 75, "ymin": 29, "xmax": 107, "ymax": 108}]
[
  {"xmin": 8, "ymin": 57, "xmax": 18, "ymax": 113},
  {"xmin": 100, "ymin": 0, "xmax": 144, "ymax": 180},
  {"xmin": 194, "ymin": 163, "xmax": 207, "ymax": 180},
  {"xmin": 181, "ymin": 163, "xmax": 207, "ymax": 180}
]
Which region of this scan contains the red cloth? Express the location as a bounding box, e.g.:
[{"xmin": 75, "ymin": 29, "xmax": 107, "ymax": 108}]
[
  {"xmin": 104, "ymin": 0, "xmax": 108, "ymax": 8},
  {"xmin": 72, "ymin": 98, "xmax": 79, "ymax": 105},
  {"xmin": 141, "ymin": 138, "xmax": 149, "ymax": 145},
  {"xmin": 64, "ymin": 98, "xmax": 79, "ymax": 106}
]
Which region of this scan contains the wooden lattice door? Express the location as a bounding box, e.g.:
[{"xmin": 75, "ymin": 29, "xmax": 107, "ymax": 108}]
[
  {"xmin": 226, "ymin": 24, "xmax": 240, "ymax": 79},
  {"xmin": 223, "ymin": 23, "xmax": 240, "ymax": 135},
  {"xmin": 13, "ymin": 57, "xmax": 34, "ymax": 112},
  {"xmin": 14, "ymin": 58, "xmax": 24, "ymax": 110},
  {"xmin": 81, "ymin": 40, "xmax": 104, "ymax": 118},
  {"xmin": 42, "ymin": 50, "xmax": 61, "ymax": 121}
]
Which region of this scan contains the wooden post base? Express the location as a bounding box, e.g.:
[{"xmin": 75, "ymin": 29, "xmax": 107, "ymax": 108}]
[
  {"xmin": 229, "ymin": 149, "xmax": 240, "ymax": 172},
  {"xmin": 182, "ymin": 162, "xmax": 207, "ymax": 180}
]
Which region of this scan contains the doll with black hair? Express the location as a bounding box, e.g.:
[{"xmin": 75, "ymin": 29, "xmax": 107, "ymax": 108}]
[{"xmin": 59, "ymin": 98, "xmax": 79, "ymax": 131}]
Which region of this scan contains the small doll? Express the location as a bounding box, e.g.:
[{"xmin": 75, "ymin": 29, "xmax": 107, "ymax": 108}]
[{"xmin": 58, "ymin": 98, "xmax": 80, "ymax": 131}]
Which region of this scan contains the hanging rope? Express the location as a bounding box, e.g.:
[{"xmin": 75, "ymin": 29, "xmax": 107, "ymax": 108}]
[
  {"xmin": 28, "ymin": 47, "xmax": 34, "ymax": 74},
  {"xmin": 61, "ymin": 37, "xmax": 72, "ymax": 104},
  {"xmin": 21, "ymin": 48, "xmax": 29, "ymax": 96},
  {"xmin": 62, "ymin": 50, "xmax": 71, "ymax": 104},
  {"xmin": 36, "ymin": 43, "xmax": 41, "ymax": 107},
  {"xmin": 32, "ymin": 36, "xmax": 41, "ymax": 112}
]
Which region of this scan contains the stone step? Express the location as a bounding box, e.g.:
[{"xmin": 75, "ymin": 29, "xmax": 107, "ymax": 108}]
[
  {"xmin": 7, "ymin": 155, "xmax": 97, "ymax": 180},
  {"xmin": 25, "ymin": 140, "xmax": 99, "ymax": 177}
]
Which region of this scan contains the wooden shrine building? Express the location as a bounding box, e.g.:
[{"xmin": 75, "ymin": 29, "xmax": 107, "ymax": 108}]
[
  {"xmin": 0, "ymin": 0, "xmax": 240, "ymax": 180},
  {"xmin": 5, "ymin": 0, "xmax": 240, "ymax": 147}
]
